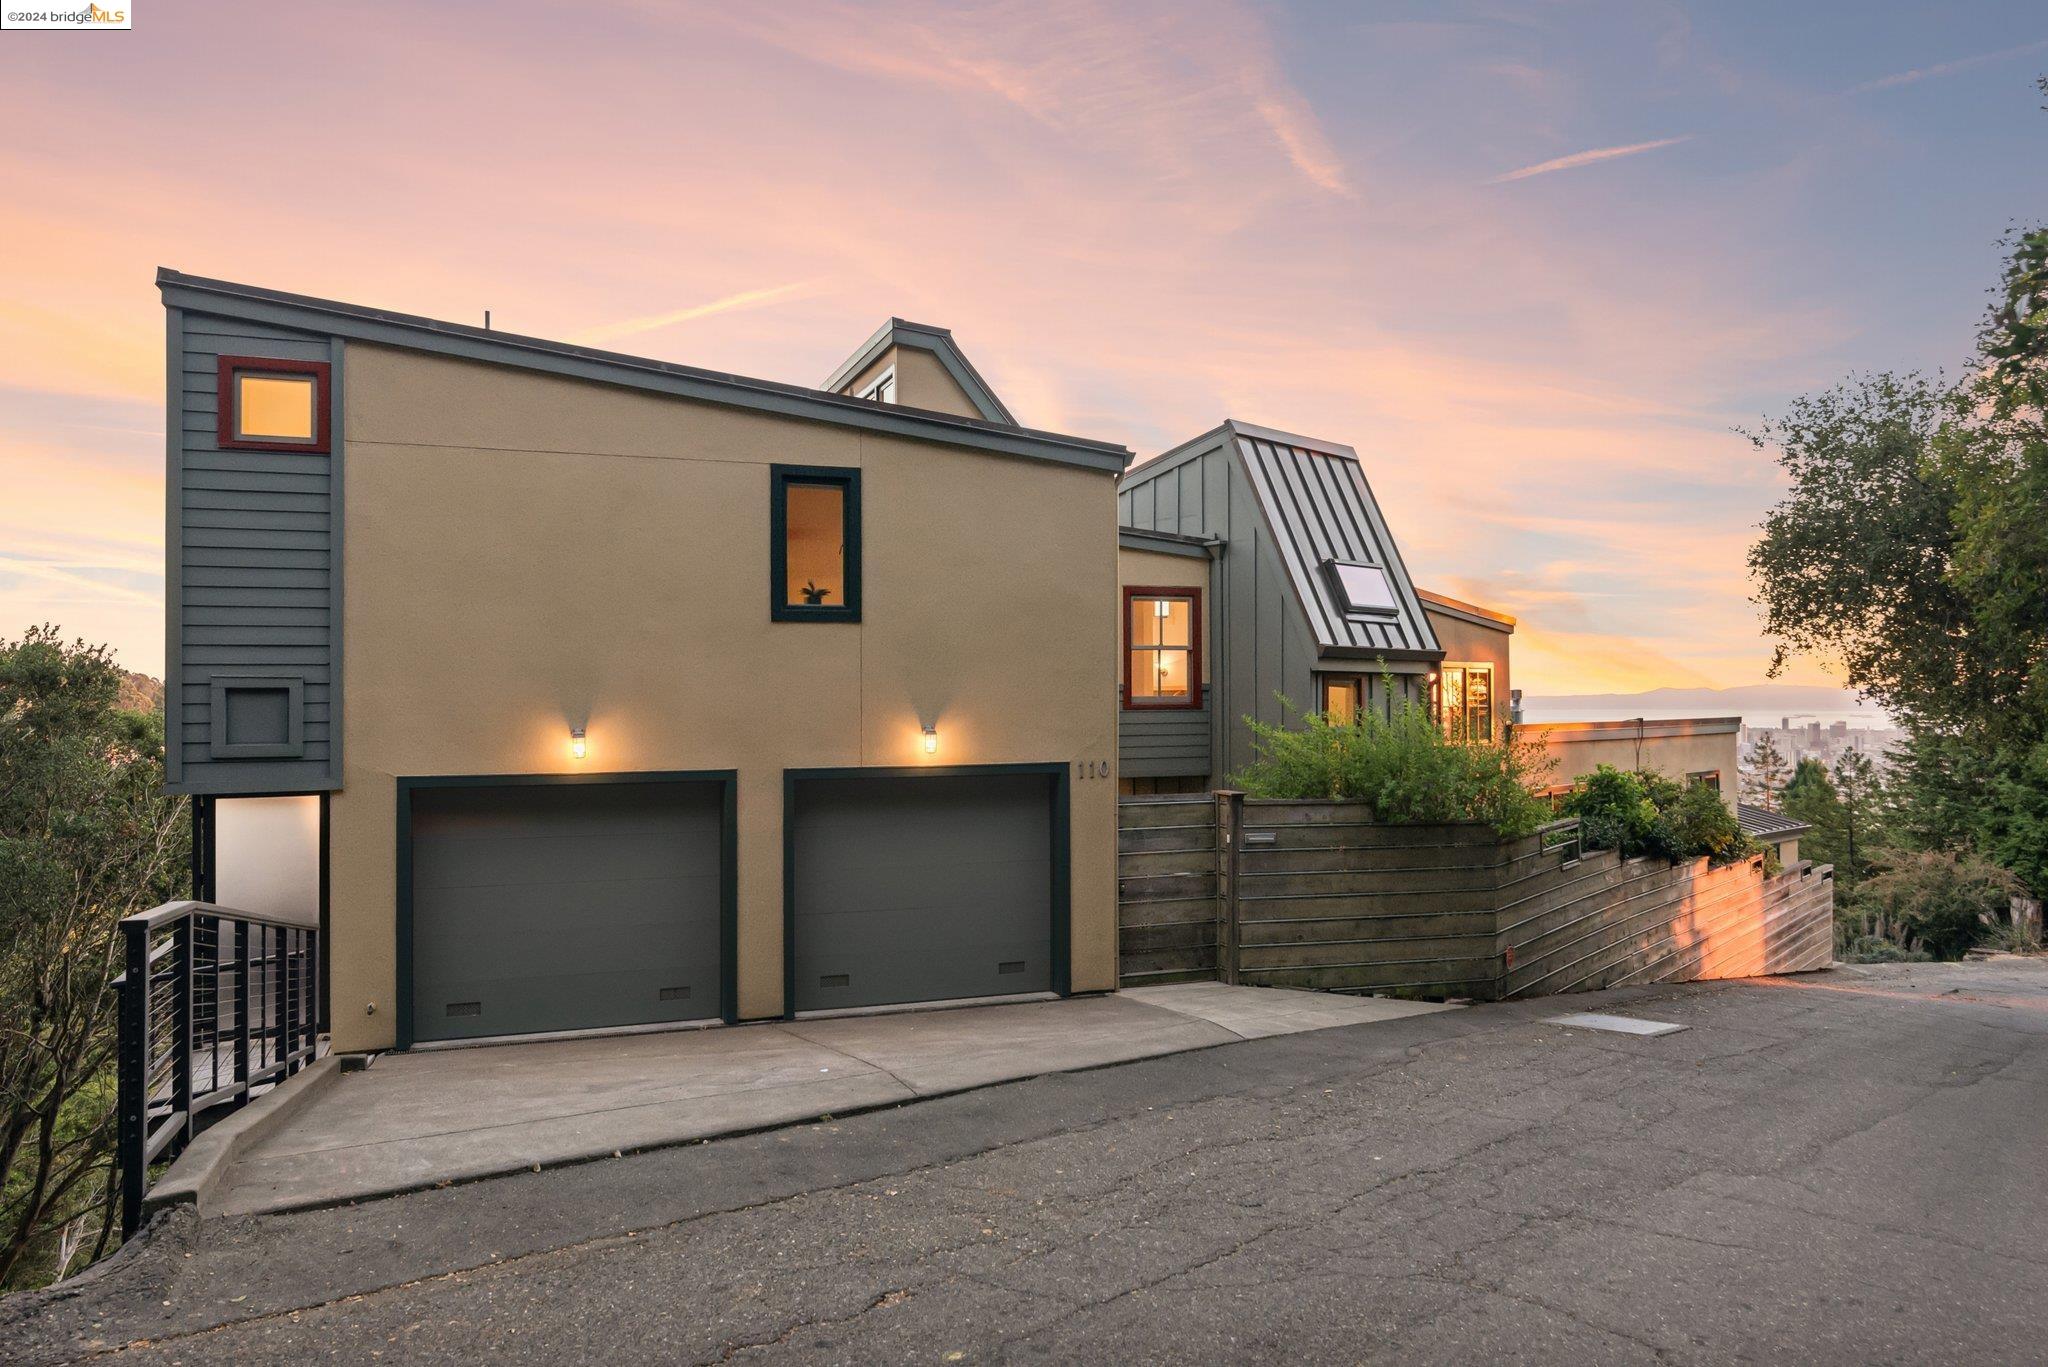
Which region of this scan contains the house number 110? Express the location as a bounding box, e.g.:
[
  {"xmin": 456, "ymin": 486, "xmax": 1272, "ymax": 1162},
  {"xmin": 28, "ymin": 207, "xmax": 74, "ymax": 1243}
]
[{"xmin": 1076, "ymin": 759, "xmax": 1111, "ymax": 780}]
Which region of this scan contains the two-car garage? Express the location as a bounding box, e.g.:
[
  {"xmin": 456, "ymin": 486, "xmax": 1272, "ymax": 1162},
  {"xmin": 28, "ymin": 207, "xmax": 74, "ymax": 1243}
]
[{"xmin": 400, "ymin": 768, "xmax": 1067, "ymax": 1046}]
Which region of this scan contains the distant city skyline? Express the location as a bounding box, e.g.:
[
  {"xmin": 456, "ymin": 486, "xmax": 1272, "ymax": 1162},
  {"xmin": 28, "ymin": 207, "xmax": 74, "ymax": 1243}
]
[{"xmin": 4, "ymin": 3, "xmax": 2044, "ymax": 692}]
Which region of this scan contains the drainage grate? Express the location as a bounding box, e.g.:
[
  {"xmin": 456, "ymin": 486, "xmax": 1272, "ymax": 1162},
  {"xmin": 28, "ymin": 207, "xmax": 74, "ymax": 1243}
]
[
  {"xmin": 820, "ymin": 973, "xmax": 851, "ymax": 988},
  {"xmin": 658, "ymin": 986, "xmax": 691, "ymax": 1002},
  {"xmin": 445, "ymin": 1001, "xmax": 482, "ymax": 1018}
]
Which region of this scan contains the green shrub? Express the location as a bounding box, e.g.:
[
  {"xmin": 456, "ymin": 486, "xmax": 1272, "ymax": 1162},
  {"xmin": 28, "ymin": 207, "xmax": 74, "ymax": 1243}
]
[
  {"xmin": 1563, "ymin": 764, "xmax": 1758, "ymax": 865},
  {"xmin": 1229, "ymin": 687, "xmax": 1552, "ymax": 838},
  {"xmin": 1856, "ymin": 848, "xmax": 2023, "ymax": 960}
]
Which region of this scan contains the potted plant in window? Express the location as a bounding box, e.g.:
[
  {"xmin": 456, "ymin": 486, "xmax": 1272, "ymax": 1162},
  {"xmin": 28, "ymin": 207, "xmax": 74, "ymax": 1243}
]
[{"xmin": 800, "ymin": 580, "xmax": 832, "ymax": 606}]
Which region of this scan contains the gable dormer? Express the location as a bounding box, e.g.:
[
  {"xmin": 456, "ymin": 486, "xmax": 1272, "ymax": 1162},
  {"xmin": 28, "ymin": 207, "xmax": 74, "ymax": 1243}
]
[{"xmin": 822, "ymin": 319, "xmax": 1016, "ymax": 424}]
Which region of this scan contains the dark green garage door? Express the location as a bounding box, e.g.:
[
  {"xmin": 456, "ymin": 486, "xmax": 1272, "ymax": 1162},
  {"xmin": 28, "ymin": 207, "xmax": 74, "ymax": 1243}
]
[
  {"xmin": 790, "ymin": 771, "xmax": 1058, "ymax": 1013},
  {"xmin": 406, "ymin": 779, "xmax": 727, "ymax": 1043}
]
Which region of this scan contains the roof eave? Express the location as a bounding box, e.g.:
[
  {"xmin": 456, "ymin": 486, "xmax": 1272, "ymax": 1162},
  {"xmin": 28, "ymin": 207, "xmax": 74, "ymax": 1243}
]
[{"xmin": 158, "ymin": 271, "xmax": 1123, "ymax": 472}]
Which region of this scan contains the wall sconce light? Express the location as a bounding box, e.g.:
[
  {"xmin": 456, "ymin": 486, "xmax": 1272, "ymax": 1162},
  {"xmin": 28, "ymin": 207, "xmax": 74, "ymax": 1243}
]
[
  {"xmin": 570, "ymin": 726, "xmax": 587, "ymax": 761},
  {"xmin": 922, "ymin": 725, "xmax": 938, "ymax": 756}
]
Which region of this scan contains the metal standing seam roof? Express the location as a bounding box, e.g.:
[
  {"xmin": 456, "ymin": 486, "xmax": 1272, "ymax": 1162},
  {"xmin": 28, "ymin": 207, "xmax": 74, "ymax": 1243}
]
[
  {"xmin": 1737, "ymin": 804, "xmax": 1812, "ymax": 841},
  {"xmin": 1230, "ymin": 426, "xmax": 1441, "ymax": 657}
]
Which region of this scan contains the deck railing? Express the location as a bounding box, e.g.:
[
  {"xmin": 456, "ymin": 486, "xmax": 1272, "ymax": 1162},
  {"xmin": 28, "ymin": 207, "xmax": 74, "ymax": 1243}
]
[{"xmin": 115, "ymin": 900, "xmax": 320, "ymax": 1239}]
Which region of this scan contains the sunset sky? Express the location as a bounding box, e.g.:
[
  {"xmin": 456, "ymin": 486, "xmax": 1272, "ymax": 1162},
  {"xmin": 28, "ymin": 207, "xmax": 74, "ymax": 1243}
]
[{"xmin": 2, "ymin": 2, "xmax": 2043, "ymax": 693}]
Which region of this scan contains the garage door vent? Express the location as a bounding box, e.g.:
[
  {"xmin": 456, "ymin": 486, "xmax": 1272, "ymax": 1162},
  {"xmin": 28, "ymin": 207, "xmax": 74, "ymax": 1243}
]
[
  {"xmin": 445, "ymin": 1001, "xmax": 483, "ymax": 1018},
  {"xmin": 998, "ymin": 961, "xmax": 1026, "ymax": 975},
  {"xmin": 820, "ymin": 974, "xmax": 851, "ymax": 988},
  {"xmin": 658, "ymin": 986, "xmax": 691, "ymax": 1002}
]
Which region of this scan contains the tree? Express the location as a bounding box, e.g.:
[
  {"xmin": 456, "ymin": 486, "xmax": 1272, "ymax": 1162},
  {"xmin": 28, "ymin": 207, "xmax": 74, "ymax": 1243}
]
[
  {"xmin": 1742, "ymin": 734, "xmax": 1789, "ymax": 811},
  {"xmin": 1747, "ymin": 73, "xmax": 2048, "ymax": 900},
  {"xmin": 0, "ymin": 627, "xmax": 187, "ymax": 1289},
  {"xmin": 1858, "ymin": 849, "xmax": 2022, "ymax": 961},
  {"xmin": 1828, "ymin": 749, "xmax": 1880, "ymax": 892}
]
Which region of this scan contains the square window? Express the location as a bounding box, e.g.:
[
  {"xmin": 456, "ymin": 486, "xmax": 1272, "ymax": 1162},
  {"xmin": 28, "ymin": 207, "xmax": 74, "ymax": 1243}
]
[
  {"xmin": 216, "ymin": 356, "xmax": 331, "ymax": 452},
  {"xmin": 771, "ymin": 466, "xmax": 861, "ymax": 622},
  {"xmin": 1322, "ymin": 676, "xmax": 1363, "ymax": 725}
]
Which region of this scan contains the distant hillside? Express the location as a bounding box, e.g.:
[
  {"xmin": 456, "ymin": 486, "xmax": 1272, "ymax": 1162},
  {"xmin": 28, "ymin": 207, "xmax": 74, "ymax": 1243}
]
[
  {"xmin": 1521, "ymin": 684, "xmax": 1892, "ymax": 729},
  {"xmin": 117, "ymin": 671, "xmax": 164, "ymax": 713}
]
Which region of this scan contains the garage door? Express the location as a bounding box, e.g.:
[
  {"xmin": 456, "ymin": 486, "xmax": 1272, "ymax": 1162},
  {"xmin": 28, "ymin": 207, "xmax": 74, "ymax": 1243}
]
[
  {"xmin": 789, "ymin": 770, "xmax": 1061, "ymax": 1013},
  {"xmin": 405, "ymin": 779, "xmax": 728, "ymax": 1044}
]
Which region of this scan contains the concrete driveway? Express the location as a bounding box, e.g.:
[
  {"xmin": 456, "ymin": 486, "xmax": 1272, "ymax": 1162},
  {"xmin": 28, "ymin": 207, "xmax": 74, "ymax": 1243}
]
[
  {"xmin": 204, "ymin": 984, "xmax": 1454, "ymax": 1218},
  {"xmin": 5, "ymin": 960, "xmax": 2042, "ymax": 1365}
]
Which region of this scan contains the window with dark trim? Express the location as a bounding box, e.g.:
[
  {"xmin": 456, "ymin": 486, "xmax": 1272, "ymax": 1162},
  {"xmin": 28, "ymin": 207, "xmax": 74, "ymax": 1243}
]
[
  {"xmin": 1124, "ymin": 587, "xmax": 1201, "ymax": 709},
  {"xmin": 1687, "ymin": 770, "xmax": 1721, "ymax": 793},
  {"xmin": 216, "ymin": 355, "xmax": 331, "ymax": 453},
  {"xmin": 771, "ymin": 465, "xmax": 861, "ymax": 622},
  {"xmin": 1322, "ymin": 675, "xmax": 1363, "ymax": 725},
  {"xmin": 1438, "ymin": 664, "xmax": 1494, "ymax": 742}
]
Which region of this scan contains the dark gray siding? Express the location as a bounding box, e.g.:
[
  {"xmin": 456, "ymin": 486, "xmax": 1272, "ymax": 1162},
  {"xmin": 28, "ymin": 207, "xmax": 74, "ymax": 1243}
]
[
  {"xmin": 167, "ymin": 309, "xmax": 342, "ymax": 794},
  {"xmin": 1121, "ymin": 435, "xmax": 1317, "ymax": 782},
  {"xmin": 1119, "ymin": 704, "xmax": 1213, "ymax": 778}
]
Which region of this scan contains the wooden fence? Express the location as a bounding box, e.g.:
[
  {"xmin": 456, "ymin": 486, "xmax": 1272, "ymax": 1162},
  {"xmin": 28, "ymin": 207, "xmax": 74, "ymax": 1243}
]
[{"xmin": 1117, "ymin": 794, "xmax": 1835, "ymax": 998}]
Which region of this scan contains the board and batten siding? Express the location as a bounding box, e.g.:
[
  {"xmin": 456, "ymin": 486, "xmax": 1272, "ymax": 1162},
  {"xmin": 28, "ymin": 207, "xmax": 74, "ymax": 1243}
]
[
  {"xmin": 1120, "ymin": 439, "xmax": 1318, "ymax": 782},
  {"xmin": 167, "ymin": 308, "xmax": 343, "ymax": 794}
]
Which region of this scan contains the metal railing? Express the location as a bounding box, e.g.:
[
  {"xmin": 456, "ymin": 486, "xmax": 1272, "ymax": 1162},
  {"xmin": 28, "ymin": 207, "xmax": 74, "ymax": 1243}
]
[
  {"xmin": 1536, "ymin": 817, "xmax": 1583, "ymax": 863},
  {"xmin": 115, "ymin": 900, "xmax": 320, "ymax": 1239}
]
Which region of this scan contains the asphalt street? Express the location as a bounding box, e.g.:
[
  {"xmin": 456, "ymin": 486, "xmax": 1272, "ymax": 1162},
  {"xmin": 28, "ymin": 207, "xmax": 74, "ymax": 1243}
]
[{"xmin": 3, "ymin": 960, "xmax": 2043, "ymax": 1365}]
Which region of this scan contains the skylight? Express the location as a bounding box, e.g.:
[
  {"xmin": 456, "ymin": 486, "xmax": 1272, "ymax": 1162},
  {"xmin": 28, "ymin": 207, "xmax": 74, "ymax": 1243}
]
[{"xmin": 1329, "ymin": 561, "xmax": 1398, "ymax": 614}]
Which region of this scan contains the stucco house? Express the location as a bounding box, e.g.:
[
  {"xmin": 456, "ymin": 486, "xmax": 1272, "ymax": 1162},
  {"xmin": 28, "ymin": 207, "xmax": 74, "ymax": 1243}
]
[{"xmin": 159, "ymin": 270, "xmax": 1132, "ymax": 1051}]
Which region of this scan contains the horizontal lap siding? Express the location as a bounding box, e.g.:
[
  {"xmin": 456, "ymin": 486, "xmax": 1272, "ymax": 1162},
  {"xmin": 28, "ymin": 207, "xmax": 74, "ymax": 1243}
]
[
  {"xmin": 173, "ymin": 311, "xmax": 340, "ymax": 789},
  {"xmin": 1119, "ymin": 705, "xmax": 1212, "ymax": 778},
  {"xmin": 1119, "ymin": 797, "xmax": 1838, "ymax": 999}
]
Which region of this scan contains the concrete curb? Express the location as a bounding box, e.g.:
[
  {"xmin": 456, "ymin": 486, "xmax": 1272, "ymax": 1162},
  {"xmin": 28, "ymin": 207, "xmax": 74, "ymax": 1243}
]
[{"xmin": 144, "ymin": 1056, "xmax": 341, "ymax": 1221}]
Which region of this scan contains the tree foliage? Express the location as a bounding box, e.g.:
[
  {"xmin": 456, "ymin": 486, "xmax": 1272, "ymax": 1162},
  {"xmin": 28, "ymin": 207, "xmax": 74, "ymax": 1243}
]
[
  {"xmin": 1741, "ymin": 733, "xmax": 1789, "ymax": 811},
  {"xmin": 1231, "ymin": 686, "xmax": 1553, "ymax": 837},
  {"xmin": 1561, "ymin": 766, "xmax": 1754, "ymax": 866},
  {"xmin": 1855, "ymin": 849, "xmax": 2023, "ymax": 961},
  {"xmin": 1749, "ymin": 77, "xmax": 2048, "ymax": 905},
  {"xmin": 0, "ymin": 627, "xmax": 187, "ymax": 1289}
]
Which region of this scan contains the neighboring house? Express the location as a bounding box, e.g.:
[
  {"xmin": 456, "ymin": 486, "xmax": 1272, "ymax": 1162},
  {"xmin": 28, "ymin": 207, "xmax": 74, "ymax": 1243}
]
[
  {"xmin": 159, "ymin": 270, "xmax": 1132, "ymax": 1051},
  {"xmin": 1738, "ymin": 804, "xmax": 1810, "ymax": 865},
  {"xmin": 1113, "ymin": 420, "xmax": 1739, "ymax": 808},
  {"xmin": 1518, "ymin": 717, "xmax": 1743, "ymax": 802},
  {"xmin": 1115, "ymin": 421, "xmax": 1445, "ymax": 793}
]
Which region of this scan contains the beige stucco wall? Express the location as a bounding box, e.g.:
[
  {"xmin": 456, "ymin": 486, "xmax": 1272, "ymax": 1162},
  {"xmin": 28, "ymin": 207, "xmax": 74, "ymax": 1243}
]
[
  {"xmin": 330, "ymin": 343, "xmax": 1119, "ymax": 1050},
  {"xmin": 891, "ymin": 348, "xmax": 984, "ymax": 419},
  {"xmin": 837, "ymin": 346, "xmax": 984, "ymax": 420},
  {"xmin": 1517, "ymin": 720, "xmax": 1741, "ymax": 806}
]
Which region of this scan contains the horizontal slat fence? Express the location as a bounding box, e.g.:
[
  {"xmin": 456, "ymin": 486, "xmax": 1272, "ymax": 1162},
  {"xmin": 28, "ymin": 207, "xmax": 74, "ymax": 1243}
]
[{"xmin": 1118, "ymin": 793, "xmax": 1835, "ymax": 998}]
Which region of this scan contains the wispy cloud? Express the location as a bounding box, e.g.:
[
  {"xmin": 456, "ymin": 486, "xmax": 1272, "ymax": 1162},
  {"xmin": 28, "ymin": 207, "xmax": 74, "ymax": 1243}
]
[
  {"xmin": 1844, "ymin": 37, "xmax": 2048, "ymax": 96},
  {"xmin": 1489, "ymin": 135, "xmax": 1691, "ymax": 184},
  {"xmin": 570, "ymin": 281, "xmax": 824, "ymax": 346}
]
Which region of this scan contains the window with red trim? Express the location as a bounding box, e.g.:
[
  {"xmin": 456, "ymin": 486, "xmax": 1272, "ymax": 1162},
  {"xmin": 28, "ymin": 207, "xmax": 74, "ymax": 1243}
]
[
  {"xmin": 1124, "ymin": 587, "xmax": 1202, "ymax": 709},
  {"xmin": 216, "ymin": 356, "xmax": 331, "ymax": 453}
]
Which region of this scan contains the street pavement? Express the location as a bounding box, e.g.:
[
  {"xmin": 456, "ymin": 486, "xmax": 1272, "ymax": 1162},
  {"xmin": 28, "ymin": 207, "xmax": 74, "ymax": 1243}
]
[{"xmin": 3, "ymin": 960, "xmax": 2043, "ymax": 1364}]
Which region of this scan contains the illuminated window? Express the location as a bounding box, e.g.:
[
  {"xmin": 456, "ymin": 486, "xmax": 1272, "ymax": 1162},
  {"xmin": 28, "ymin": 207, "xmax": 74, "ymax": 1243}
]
[
  {"xmin": 1327, "ymin": 560, "xmax": 1398, "ymax": 614},
  {"xmin": 1439, "ymin": 664, "xmax": 1494, "ymax": 742},
  {"xmin": 1322, "ymin": 676, "xmax": 1362, "ymax": 725},
  {"xmin": 1125, "ymin": 589, "xmax": 1200, "ymax": 708},
  {"xmin": 216, "ymin": 356, "xmax": 330, "ymax": 452},
  {"xmin": 771, "ymin": 466, "xmax": 861, "ymax": 622}
]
